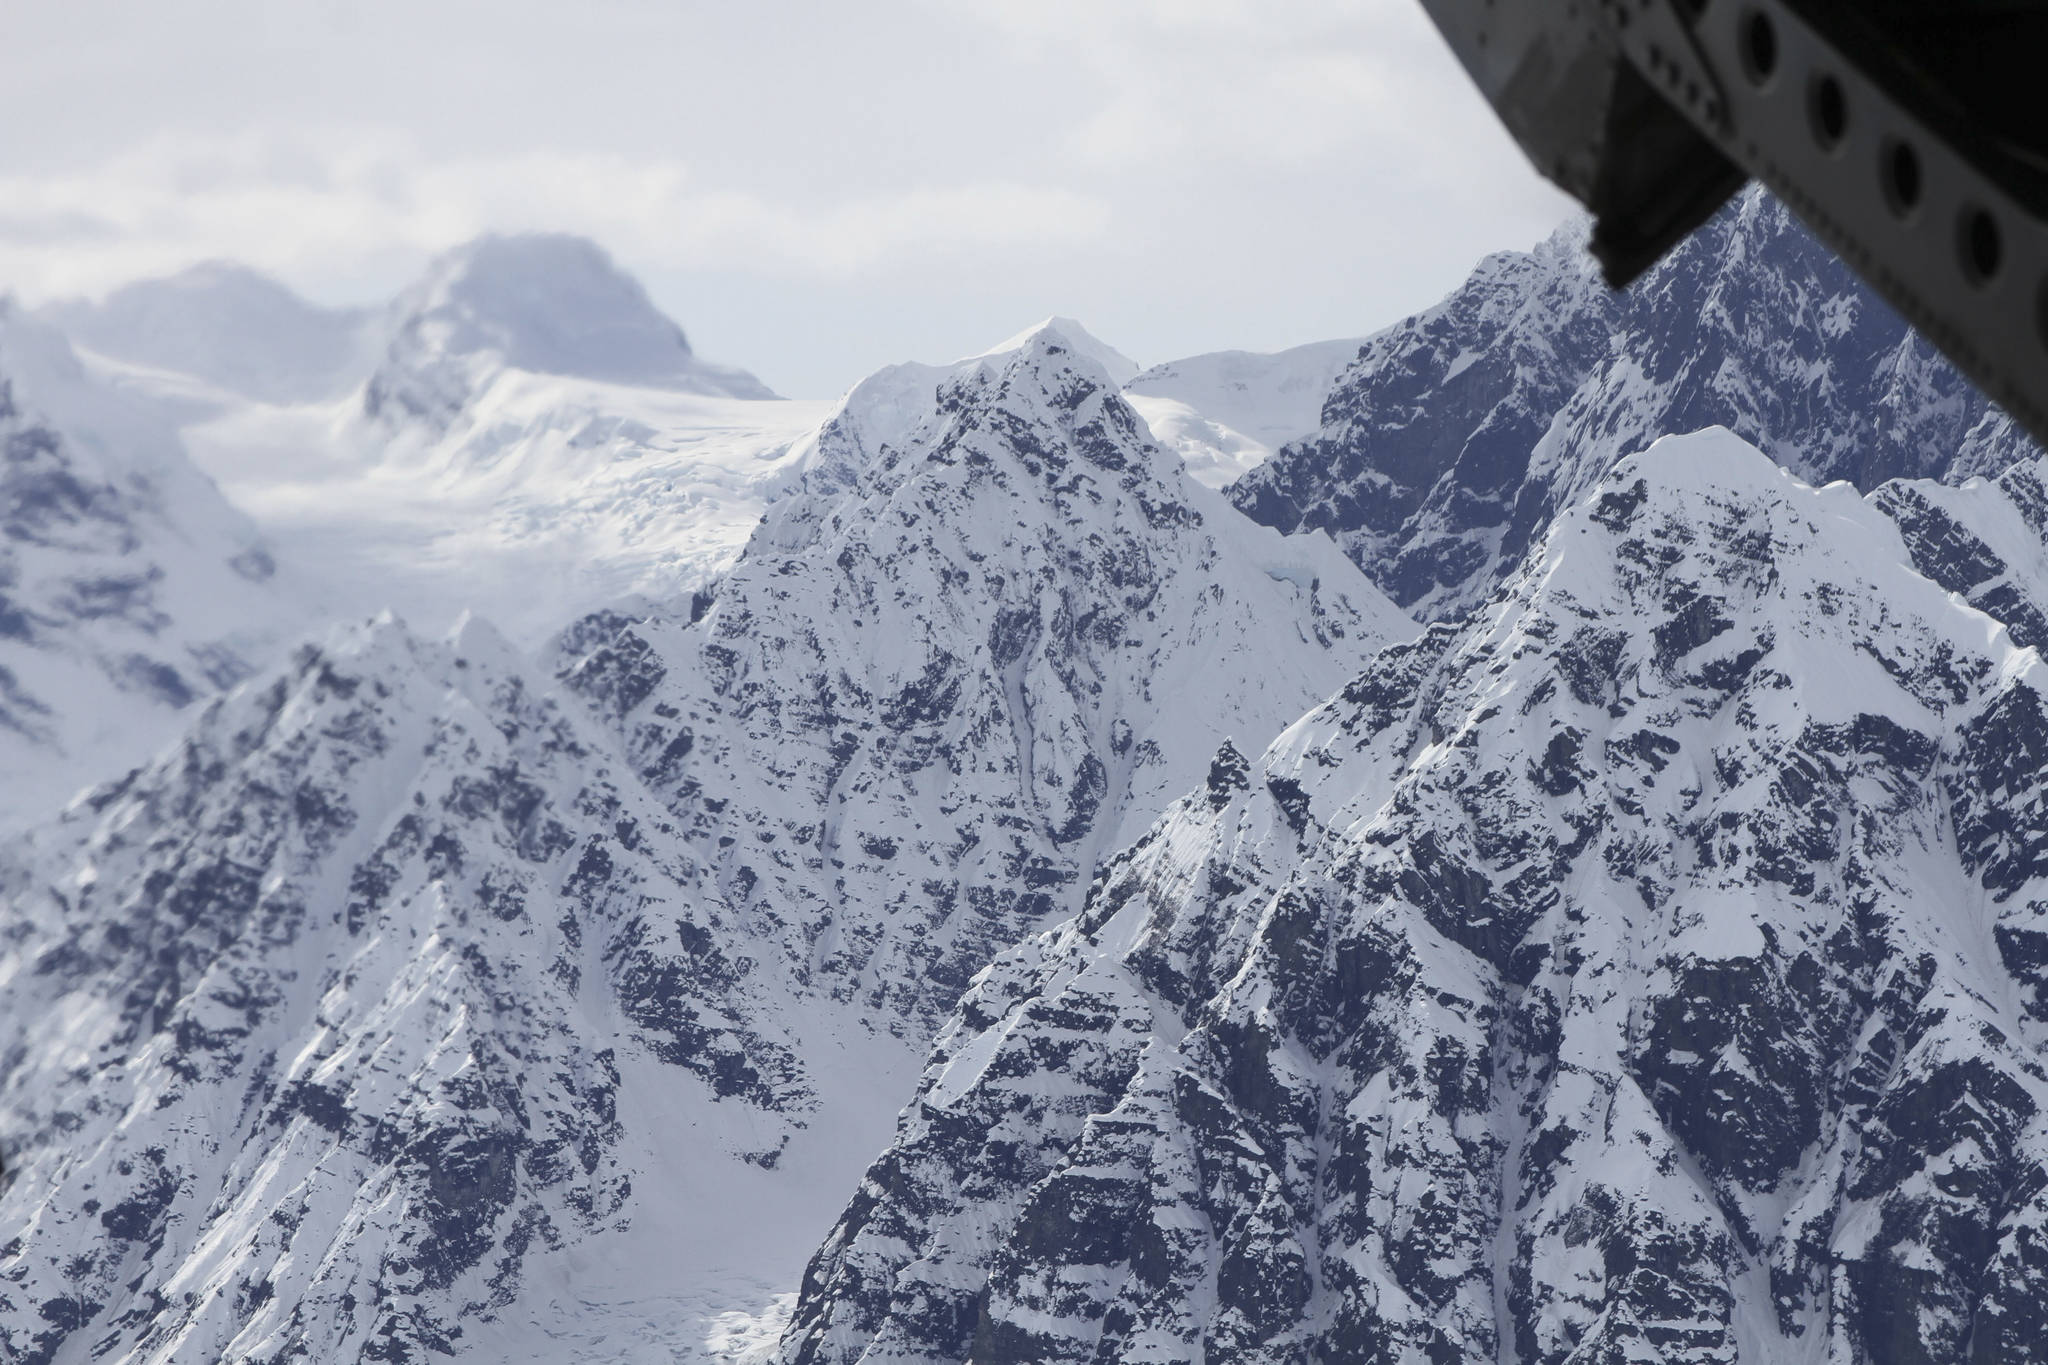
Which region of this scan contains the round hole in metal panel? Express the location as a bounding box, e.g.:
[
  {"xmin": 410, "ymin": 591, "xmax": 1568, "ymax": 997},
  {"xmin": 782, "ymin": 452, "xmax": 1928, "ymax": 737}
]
[
  {"xmin": 1808, "ymin": 74, "xmax": 1848, "ymax": 150},
  {"xmin": 1958, "ymin": 207, "xmax": 2002, "ymax": 286},
  {"xmin": 1741, "ymin": 10, "xmax": 1778, "ymax": 84},
  {"xmin": 1881, "ymin": 138, "xmax": 1922, "ymax": 217}
]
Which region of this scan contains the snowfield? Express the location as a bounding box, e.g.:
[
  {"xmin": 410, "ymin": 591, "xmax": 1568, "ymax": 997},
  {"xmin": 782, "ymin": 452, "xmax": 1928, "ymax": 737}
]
[
  {"xmin": 1123, "ymin": 336, "xmax": 1367, "ymax": 489},
  {"xmin": 177, "ymin": 376, "xmax": 832, "ymax": 644}
]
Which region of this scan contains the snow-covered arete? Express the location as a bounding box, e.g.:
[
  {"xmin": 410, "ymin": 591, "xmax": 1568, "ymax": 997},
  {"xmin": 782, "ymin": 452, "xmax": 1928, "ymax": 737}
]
[
  {"xmin": 0, "ymin": 320, "xmax": 1408, "ymax": 1364},
  {"xmin": 780, "ymin": 429, "xmax": 2048, "ymax": 1365},
  {"xmin": 1232, "ymin": 188, "xmax": 2039, "ymax": 620}
]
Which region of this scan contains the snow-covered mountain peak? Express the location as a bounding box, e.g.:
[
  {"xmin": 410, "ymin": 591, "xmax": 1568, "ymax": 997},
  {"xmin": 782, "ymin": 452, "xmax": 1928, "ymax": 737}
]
[
  {"xmin": 443, "ymin": 605, "xmax": 524, "ymax": 670},
  {"xmin": 363, "ymin": 233, "xmax": 775, "ymax": 431},
  {"xmin": 1503, "ymin": 427, "xmax": 1993, "ymax": 682},
  {"xmin": 132, "ymin": 236, "xmax": 828, "ymax": 644},
  {"xmin": 789, "ymin": 319, "xmax": 1149, "ymax": 510},
  {"xmin": 779, "ymin": 427, "xmax": 2048, "ymax": 1365},
  {"xmin": 0, "ymin": 595, "xmax": 847, "ymax": 1363},
  {"xmin": 575, "ymin": 310, "xmax": 1412, "ymax": 1031},
  {"xmin": 1229, "ymin": 186, "xmax": 2038, "ymax": 623},
  {"xmin": 0, "ymin": 291, "xmax": 1419, "ymax": 1361},
  {"xmin": 1593, "ymin": 424, "xmax": 1899, "ymax": 558},
  {"xmin": 18, "ymin": 185, "xmax": 2048, "ymax": 1362},
  {"xmin": 970, "ymin": 315, "xmax": 1140, "ymax": 387}
]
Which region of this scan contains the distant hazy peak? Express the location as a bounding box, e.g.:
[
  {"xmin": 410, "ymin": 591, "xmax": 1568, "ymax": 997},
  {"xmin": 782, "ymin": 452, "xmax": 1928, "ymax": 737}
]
[
  {"xmin": 123, "ymin": 258, "xmax": 328, "ymax": 302},
  {"xmin": 377, "ymin": 232, "xmax": 776, "ymax": 402},
  {"xmin": 37, "ymin": 263, "xmax": 376, "ymax": 405}
]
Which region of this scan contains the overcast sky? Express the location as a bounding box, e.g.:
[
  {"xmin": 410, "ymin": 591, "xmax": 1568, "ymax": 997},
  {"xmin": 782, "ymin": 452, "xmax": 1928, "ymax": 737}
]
[{"xmin": 3, "ymin": 0, "xmax": 1575, "ymax": 397}]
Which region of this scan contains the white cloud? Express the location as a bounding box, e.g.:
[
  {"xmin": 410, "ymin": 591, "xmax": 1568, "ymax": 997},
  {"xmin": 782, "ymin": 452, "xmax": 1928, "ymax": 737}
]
[
  {"xmin": 0, "ymin": 129, "xmax": 1113, "ymax": 302},
  {"xmin": 937, "ymin": 0, "xmax": 1503, "ymax": 173},
  {"xmin": 0, "ymin": 0, "xmax": 1574, "ymax": 393}
]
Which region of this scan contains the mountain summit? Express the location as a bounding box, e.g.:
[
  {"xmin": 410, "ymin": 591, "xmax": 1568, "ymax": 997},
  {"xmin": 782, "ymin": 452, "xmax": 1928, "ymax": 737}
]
[
  {"xmin": 0, "ymin": 317, "xmax": 1407, "ymax": 1363},
  {"xmin": 1229, "ymin": 188, "xmax": 2039, "ymax": 620},
  {"xmin": 972, "ymin": 316, "xmax": 1140, "ymax": 387},
  {"xmin": 364, "ymin": 233, "xmax": 775, "ymax": 428},
  {"xmin": 782, "ymin": 428, "xmax": 2048, "ymax": 1365}
]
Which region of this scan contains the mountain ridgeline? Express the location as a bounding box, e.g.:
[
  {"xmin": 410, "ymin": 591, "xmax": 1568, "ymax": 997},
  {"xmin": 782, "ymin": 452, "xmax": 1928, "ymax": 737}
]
[
  {"xmin": 1230, "ymin": 187, "xmax": 2039, "ymax": 621},
  {"xmin": 2, "ymin": 190, "xmax": 2047, "ymax": 1365},
  {"xmin": 0, "ymin": 323, "xmax": 1405, "ymax": 1363},
  {"xmin": 781, "ymin": 432, "xmax": 2048, "ymax": 1365},
  {"xmin": 563, "ymin": 328, "xmax": 1409, "ymax": 1033}
]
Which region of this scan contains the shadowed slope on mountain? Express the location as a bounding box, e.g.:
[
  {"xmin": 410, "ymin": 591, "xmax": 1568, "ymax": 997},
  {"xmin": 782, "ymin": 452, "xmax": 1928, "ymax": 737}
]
[
  {"xmin": 568, "ymin": 320, "xmax": 1413, "ymax": 1033},
  {"xmin": 781, "ymin": 428, "xmax": 2048, "ymax": 1365},
  {"xmin": 1231, "ymin": 189, "xmax": 2038, "ymax": 620}
]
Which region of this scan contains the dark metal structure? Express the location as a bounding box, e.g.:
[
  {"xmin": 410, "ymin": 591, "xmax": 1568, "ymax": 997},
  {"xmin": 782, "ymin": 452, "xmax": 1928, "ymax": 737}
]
[{"xmin": 1419, "ymin": 0, "xmax": 2048, "ymax": 444}]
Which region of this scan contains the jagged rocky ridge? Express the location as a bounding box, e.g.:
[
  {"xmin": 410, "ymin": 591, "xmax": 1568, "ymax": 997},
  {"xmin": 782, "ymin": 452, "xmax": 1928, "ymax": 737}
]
[
  {"xmin": 12, "ymin": 195, "xmax": 2048, "ymax": 1365},
  {"xmin": 1231, "ymin": 187, "xmax": 2040, "ymax": 621},
  {"xmin": 0, "ymin": 614, "xmax": 805, "ymax": 1364},
  {"xmin": 0, "ymin": 323, "xmax": 1408, "ymax": 1362},
  {"xmin": 780, "ymin": 428, "xmax": 2048, "ymax": 1365},
  {"xmin": 564, "ymin": 326, "xmax": 1409, "ymax": 1033},
  {"xmin": 534, "ymin": 315, "xmax": 1408, "ymax": 1214}
]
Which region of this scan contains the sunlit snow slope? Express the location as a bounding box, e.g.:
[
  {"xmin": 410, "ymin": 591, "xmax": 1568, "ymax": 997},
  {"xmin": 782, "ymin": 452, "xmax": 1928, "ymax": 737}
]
[
  {"xmin": 0, "ymin": 303, "xmax": 298, "ymax": 828},
  {"xmin": 780, "ymin": 429, "xmax": 2048, "ymax": 1365},
  {"xmin": 0, "ymin": 319, "xmax": 1408, "ymax": 1365},
  {"xmin": 1123, "ymin": 337, "xmax": 1367, "ymax": 490}
]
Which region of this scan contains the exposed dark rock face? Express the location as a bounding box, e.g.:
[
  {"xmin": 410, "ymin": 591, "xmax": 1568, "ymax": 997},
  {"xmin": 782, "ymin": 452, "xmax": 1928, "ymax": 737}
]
[
  {"xmin": 0, "ymin": 616, "xmax": 792, "ymax": 1363},
  {"xmin": 1230, "ymin": 188, "xmax": 2039, "ymax": 620},
  {"xmin": 564, "ymin": 325, "xmax": 1409, "ymax": 1033},
  {"xmin": 1876, "ymin": 456, "xmax": 2048, "ymax": 653},
  {"xmin": 0, "ymin": 323, "xmax": 1408, "ymax": 1363},
  {"xmin": 780, "ymin": 430, "xmax": 2048, "ymax": 1365}
]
